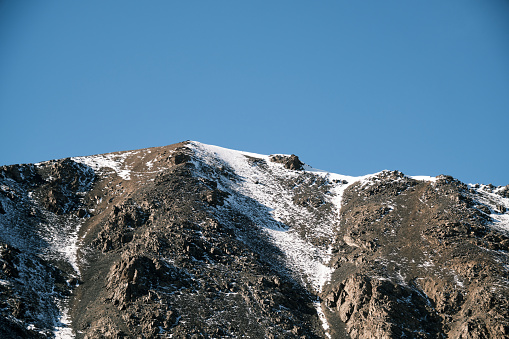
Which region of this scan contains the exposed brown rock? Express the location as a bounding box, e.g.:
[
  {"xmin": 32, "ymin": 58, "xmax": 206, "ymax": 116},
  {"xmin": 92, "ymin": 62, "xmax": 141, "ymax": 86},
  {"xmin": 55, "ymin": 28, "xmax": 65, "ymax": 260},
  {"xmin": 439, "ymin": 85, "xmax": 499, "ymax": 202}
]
[
  {"xmin": 322, "ymin": 171, "xmax": 509, "ymax": 338},
  {"xmin": 269, "ymin": 154, "xmax": 305, "ymax": 170}
]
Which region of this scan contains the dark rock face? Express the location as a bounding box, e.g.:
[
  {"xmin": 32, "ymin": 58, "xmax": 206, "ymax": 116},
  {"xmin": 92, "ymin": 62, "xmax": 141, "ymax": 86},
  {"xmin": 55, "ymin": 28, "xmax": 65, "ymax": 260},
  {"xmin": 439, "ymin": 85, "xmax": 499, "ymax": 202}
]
[
  {"xmin": 201, "ymin": 188, "xmax": 229, "ymax": 206},
  {"xmin": 33, "ymin": 158, "xmax": 95, "ymax": 215},
  {"xmin": 1, "ymin": 142, "xmax": 508, "ymax": 338},
  {"xmin": 0, "ymin": 158, "xmax": 96, "ymax": 337},
  {"xmin": 0, "ymin": 242, "xmax": 69, "ymax": 338}
]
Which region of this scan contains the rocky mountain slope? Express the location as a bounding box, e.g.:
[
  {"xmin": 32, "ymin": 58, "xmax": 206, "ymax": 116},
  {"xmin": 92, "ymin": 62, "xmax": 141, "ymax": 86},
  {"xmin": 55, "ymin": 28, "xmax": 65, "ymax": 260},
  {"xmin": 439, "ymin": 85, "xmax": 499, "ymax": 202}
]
[{"xmin": 0, "ymin": 141, "xmax": 508, "ymax": 338}]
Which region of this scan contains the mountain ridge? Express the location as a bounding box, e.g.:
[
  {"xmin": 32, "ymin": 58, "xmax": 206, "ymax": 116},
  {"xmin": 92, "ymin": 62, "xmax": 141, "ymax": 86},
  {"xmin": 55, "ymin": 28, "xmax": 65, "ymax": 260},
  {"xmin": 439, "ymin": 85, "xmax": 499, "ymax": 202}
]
[{"xmin": 0, "ymin": 141, "xmax": 508, "ymax": 338}]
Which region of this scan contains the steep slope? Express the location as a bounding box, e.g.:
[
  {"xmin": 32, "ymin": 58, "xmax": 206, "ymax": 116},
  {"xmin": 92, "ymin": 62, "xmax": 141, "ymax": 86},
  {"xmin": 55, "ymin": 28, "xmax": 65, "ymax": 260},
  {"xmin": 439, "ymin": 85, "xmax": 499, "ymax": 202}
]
[
  {"xmin": 68, "ymin": 142, "xmax": 326, "ymax": 338},
  {"xmin": 323, "ymin": 172, "xmax": 509, "ymax": 338},
  {"xmin": 0, "ymin": 141, "xmax": 508, "ymax": 338},
  {"xmin": 0, "ymin": 159, "xmax": 95, "ymax": 338}
]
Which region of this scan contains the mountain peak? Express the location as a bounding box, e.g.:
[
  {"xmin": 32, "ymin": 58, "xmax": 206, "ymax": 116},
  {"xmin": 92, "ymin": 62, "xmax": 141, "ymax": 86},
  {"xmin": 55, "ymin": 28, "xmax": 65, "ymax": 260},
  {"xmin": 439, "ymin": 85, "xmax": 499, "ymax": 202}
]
[{"xmin": 0, "ymin": 141, "xmax": 508, "ymax": 338}]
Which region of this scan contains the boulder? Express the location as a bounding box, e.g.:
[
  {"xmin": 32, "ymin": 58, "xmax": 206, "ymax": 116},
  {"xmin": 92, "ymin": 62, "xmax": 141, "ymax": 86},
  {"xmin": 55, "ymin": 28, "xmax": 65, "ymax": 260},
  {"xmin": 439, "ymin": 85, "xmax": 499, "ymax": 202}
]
[{"xmin": 269, "ymin": 154, "xmax": 305, "ymax": 170}]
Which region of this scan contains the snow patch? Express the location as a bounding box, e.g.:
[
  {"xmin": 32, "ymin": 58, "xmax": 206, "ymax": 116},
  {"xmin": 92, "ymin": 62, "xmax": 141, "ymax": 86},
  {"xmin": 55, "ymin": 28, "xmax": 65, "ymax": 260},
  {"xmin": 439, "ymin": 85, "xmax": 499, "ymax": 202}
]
[
  {"xmin": 54, "ymin": 303, "xmax": 74, "ymax": 339},
  {"xmin": 411, "ymin": 175, "xmax": 438, "ymax": 182},
  {"xmin": 314, "ymin": 299, "xmax": 332, "ymax": 339},
  {"xmin": 264, "ymin": 228, "xmax": 332, "ymax": 292},
  {"xmin": 27, "ymin": 206, "xmax": 84, "ymax": 278},
  {"xmin": 470, "ymin": 185, "xmax": 509, "ymax": 233},
  {"xmin": 73, "ymin": 151, "xmax": 135, "ymax": 180}
]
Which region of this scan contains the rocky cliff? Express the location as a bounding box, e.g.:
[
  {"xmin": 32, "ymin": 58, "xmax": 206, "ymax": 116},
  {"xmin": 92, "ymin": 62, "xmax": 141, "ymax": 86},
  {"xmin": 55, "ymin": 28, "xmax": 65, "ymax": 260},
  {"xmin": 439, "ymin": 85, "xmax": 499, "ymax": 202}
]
[{"xmin": 0, "ymin": 141, "xmax": 508, "ymax": 338}]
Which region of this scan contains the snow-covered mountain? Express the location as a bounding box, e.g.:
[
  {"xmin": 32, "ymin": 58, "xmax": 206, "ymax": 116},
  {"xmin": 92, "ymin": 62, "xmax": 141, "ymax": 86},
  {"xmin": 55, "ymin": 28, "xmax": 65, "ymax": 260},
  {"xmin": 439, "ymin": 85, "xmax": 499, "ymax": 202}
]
[{"xmin": 0, "ymin": 141, "xmax": 508, "ymax": 338}]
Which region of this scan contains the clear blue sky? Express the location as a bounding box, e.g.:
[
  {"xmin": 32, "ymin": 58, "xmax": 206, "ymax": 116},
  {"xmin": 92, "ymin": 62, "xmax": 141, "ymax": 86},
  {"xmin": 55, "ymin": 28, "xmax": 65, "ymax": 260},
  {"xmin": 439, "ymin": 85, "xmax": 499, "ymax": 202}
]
[{"xmin": 1, "ymin": 1, "xmax": 508, "ymax": 185}]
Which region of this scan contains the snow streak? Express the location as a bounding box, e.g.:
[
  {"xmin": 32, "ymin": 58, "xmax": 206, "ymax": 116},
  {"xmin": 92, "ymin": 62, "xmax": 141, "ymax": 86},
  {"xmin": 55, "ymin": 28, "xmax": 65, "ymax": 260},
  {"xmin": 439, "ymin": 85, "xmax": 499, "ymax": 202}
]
[{"xmin": 190, "ymin": 141, "xmax": 368, "ymax": 337}]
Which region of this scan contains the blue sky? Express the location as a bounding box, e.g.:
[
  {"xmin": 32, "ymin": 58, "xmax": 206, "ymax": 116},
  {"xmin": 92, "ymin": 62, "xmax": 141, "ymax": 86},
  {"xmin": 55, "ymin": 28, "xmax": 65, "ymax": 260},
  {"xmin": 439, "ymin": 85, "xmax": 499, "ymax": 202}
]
[{"xmin": 1, "ymin": 1, "xmax": 508, "ymax": 185}]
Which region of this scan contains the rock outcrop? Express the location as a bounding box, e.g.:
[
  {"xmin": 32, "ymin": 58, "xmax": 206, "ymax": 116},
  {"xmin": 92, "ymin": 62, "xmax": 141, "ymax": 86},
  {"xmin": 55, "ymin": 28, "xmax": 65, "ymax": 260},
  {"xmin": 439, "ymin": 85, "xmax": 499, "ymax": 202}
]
[
  {"xmin": 322, "ymin": 172, "xmax": 509, "ymax": 338},
  {"xmin": 269, "ymin": 154, "xmax": 305, "ymax": 171}
]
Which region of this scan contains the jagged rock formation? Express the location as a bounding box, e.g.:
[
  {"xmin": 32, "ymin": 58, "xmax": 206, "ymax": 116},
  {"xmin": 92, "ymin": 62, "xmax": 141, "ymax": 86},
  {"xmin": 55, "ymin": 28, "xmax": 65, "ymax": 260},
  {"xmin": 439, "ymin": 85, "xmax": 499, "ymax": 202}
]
[{"xmin": 0, "ymin": 141, "xmax": 508, "ymax": 338}]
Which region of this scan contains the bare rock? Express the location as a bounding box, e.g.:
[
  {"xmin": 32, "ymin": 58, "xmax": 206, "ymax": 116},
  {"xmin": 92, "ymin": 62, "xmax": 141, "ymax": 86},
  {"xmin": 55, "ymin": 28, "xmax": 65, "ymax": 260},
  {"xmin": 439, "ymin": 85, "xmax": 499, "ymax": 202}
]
[
  {"xmin": 269, "ymin": 154, "xmax": 305, "ymax": 170},
  {"xmin": 201, "ymin": 189, "xmax": 229, "ymax": 206},
  {"xmin": 84, "ymin": 317, "xmax": 126, "ymax": 339},
  {"xmin": 326, "ymin": 274, "xmax": 442, "ymax": 338},
  {"xmin": 168, "ymin": 148, "xmax": 192, "ymax": 166},
  {"xmin": 107, "ymin": 255, "xmax": 160, "ymax": 306}
]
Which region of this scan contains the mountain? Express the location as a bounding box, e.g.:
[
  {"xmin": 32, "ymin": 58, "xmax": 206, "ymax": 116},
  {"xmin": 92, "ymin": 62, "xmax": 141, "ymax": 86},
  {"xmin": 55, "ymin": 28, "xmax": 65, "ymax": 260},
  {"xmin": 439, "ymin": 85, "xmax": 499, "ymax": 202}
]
[{"xmin": 0, "ymin": 141, "xmax": 508, "ymax": 338}]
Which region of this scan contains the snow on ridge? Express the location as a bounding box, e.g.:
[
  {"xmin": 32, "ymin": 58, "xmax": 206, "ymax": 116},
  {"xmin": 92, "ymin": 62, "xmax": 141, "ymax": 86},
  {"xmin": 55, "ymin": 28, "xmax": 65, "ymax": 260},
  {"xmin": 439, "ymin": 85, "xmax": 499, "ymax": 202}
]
[
  {"xmin": 73, "ymin": 151, "xmax": 135, "ymax": 180},
  {"xmin": 411, "ymin": 175, "xmax": 438, "ymax": 182}
]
